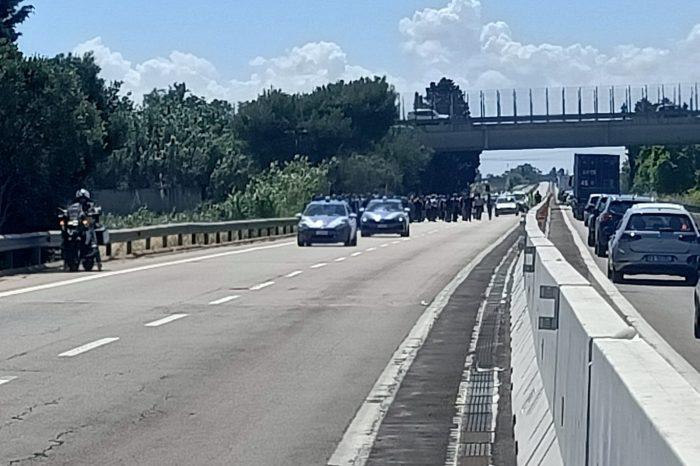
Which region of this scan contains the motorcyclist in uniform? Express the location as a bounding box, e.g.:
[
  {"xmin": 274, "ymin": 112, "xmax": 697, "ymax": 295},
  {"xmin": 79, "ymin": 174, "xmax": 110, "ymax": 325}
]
[{"xmin": 73, "ymin": 189, "xmax": 103, "ymax": 270}]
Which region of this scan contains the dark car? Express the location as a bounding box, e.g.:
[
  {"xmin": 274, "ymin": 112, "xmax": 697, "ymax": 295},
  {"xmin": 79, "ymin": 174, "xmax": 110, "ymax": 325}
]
[
  {"xmin": 360, "ymin": 199, "xmax": 410, "ymax": 237},
  {"xmin": 593, "ymin": 195, "xmax": 654, "ymax": 257},
  {"xmin": 586, "ymin": 195, "xmax": 612, "ymax": 247},
  {"xmin": 296, "ymin": 199, "xmax": 358, "ymax": 247},
  {"xmin": 583, "ymin": 193, "xmax": 603, "ymax": 227}
]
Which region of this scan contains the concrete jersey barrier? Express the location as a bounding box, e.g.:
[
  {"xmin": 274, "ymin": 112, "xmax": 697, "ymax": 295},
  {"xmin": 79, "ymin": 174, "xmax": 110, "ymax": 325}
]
[{"xmin": 516, "ymin": 187, "xmax": 700, "ymax": 466}]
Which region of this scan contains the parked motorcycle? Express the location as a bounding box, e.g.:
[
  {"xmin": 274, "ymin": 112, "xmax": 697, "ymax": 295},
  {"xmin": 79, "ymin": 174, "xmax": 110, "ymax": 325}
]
[{"xmin": 57, "ymin": 203, "xmax": 106, "ymax": 272}]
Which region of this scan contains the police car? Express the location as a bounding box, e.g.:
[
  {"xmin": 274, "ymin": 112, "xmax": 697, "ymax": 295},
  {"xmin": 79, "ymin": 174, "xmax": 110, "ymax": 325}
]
[
  {"xmin": 296, "ymin": 198, "xmax": 358, "ymax": 247},
  {"xmin": 360, "ymin": 198, "xmax": 411, "ymax": 237}
]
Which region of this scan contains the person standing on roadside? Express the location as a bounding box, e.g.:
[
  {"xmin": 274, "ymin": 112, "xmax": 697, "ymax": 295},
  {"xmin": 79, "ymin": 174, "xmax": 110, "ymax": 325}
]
[
  {"xmin": 463, "ymin": 193, "xmax": 472, "ymax": 222},
  {"xmin": 486, "ymin": 192, "xmax": 494, "ymax": 220},
  {"xmin": 451, "ymin": 193, "xmax": 460, "ymax": 222},
  {"xmin": 474, "ymin": 193, "xmax": 484, "ymax": 220}
]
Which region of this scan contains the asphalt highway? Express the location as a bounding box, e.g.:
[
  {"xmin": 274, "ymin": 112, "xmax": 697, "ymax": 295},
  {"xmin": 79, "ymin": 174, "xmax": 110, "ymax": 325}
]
[{"xmin": 0, "ymin": 216, "xmax": 520, "ymax": 465}]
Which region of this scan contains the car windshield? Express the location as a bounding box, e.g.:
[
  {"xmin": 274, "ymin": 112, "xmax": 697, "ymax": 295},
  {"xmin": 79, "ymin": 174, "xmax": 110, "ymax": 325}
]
[
  {"xmin": 366, "ymin": 201, "xmax": 403, "ymax": 213},
  {"xmin": 626, "ymin": 213, "xmax": 693, "ymax": 232},
  {"xmin": 497, "ymin": 197, "xmax": 515, "ymax": 204},
  {"xmin": 304, "ymin": 203, "xmax": 347, "ymax": 217},
  {"xmin": 512, "ymin": 194, "xmax": 526, "ymax": 201}
]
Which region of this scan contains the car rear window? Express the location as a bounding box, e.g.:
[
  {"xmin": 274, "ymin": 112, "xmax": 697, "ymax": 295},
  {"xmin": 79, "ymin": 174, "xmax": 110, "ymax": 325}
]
[
  {"xmin": 609, "ymin": 201, "xmax": 635, "ymax": 215},
  {"xmin": 625, "ymin": 213, "xmax": 694, "ymax": 232},
  {"xmin": 586, "ymin": 195, "xmax": 600, "ymax": 207}
]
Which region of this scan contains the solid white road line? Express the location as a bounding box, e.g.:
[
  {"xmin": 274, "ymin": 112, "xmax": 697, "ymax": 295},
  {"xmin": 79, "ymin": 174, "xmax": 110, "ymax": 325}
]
[
  {"xmin": 310, "ymin": 263, "xmax": 328, "ymax": 269},
  {"xmin": 208, "ymin": 295, "xmax": 240, "ymax": 305},
  {"xmin": 145, "ymin": 314, "xmax": 189, "ymax": 327},
  {"xmin": 334, "ymin": 257, "xmax": 348, "ymax": 262},
  {"xmin": 0, "ymin": 241, "xmax": 295, "ymax": 300},
  {"xmin": 286, "ymin": 270, "xmax": 303, "ymax": 278},
  {"xmin": 58, "ymin": 338, "xmax": 120, "ymax": 358},
  {"xmin": 351, "ymin": 252, "xmax": 363, "ymax": 257},
  {"xmin": 327, "ymin": 221, "xmax": 521, "ymax": 466},
  {"xmin": 0, "ymin": 376, "xmax": 17, "ymax": 387},
  {"xmin": 250, "ymin": 281, "xmax": 275, "ymax": 291},
  {"xmin": 560, "ymin": 207, "xmax": 700, "ymax": 392}
]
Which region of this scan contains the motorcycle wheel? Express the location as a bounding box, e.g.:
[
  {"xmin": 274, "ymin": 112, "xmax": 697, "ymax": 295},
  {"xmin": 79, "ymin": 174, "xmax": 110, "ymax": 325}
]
[{"xmin": 83, "ymin": 258, "xmax": 95, "ymax": 272}]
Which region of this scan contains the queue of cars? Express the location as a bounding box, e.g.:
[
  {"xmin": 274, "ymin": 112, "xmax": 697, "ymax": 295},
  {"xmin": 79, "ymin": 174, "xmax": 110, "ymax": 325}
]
[
  {"xmin": 575, "ymin": 193, "xmax": 700, "ymax": 337},
  {"xmin": 577, "ymin": 193, "xmax": 700, "ymax": 286},
  {"xmin": 296, "ymin": 197, "xmax": 411, "ymax": 247}
]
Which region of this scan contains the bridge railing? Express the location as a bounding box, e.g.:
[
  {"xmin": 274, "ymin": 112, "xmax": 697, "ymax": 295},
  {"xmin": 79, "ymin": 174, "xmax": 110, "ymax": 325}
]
[
  {"xmin": 0, "ymin": 218, "xmax": 298, "ymax": 271},
  {"xmin": 401, "ymin": 82, "xmax": 700, "ymax": 122}
]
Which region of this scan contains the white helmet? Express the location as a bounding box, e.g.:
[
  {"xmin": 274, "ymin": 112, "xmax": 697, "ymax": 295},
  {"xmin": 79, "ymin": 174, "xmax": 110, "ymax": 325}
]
[{"xmin": 75, "ymin": 188, "xmax": 90, "ymax": 200}]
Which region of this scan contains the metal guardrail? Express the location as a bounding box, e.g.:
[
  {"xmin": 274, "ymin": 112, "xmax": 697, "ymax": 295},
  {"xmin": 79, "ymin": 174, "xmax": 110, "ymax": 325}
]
[{"xmin": 0, "ymin": 218, "xmax": 298, "ymax": 270}]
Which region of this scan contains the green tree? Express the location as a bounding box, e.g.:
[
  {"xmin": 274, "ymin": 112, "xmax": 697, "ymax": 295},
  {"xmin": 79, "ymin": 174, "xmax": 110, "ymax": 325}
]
[
  {"xmin": 424, "ymin": 77, "xmax": 469, "ymax": 118},
  {"xmin": 0, "ymin": 42, "xmax": 104, "ymax": 233},
  {"xmin": 221, "ymin": 156, "xmax": 330, "ymax": 218},
  {"xmin": 0, "ymin": 0, "xmax": 33, "ymax": 42}
]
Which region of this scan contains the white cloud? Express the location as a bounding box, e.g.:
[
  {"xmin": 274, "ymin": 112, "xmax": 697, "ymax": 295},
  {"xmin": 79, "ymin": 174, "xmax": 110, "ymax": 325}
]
[
  {"xmin": 73, "ymin": 38, "xmax": 376, "ymax": 102},
  {"xmin": 399, "ymin": 0, "xmax": 482, "ymax": 64},
  {"xmin": 399, "ymin": 0, "xmax": 700, "ymax": 89},
  {"xmin": 73, "ymin": 2, "xmax": 700, "ymax": 107}
]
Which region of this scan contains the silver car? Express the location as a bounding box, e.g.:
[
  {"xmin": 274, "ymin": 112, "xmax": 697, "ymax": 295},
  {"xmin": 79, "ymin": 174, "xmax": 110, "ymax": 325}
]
[{"xmin": 607, "ymin": 203, "xmax": 700, "ymax": 284}]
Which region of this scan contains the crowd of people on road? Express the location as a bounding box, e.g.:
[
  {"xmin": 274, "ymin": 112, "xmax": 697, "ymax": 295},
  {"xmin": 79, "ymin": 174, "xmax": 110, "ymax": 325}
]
[{"xmin": 313, "ymin": 191, "xmax": 504, "ymax": 223}]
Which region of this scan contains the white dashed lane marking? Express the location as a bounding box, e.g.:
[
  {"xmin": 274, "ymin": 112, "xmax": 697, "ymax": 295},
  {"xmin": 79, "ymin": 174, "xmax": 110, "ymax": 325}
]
[
  {"xmin": 0, "ymin": 376, "xmax": 17, "ymax": 387},
  {"xmin": 334, "ymin": 257, "xmax": 347, "ymax": 262},
  {"xmin": 380, "ymin": 244, "xmax": 389, "ymax": 248},
  {"xmin": 286, "ymin": 270, "xmax": 303, "ymax": 278},
  {"xmin": 58, "ymin": 338, "xmax": 120, "ymax": 358},
  {"xmin": 391, "ymin": 240, "xmax": 401, "ymax": 245},
  {"xmin": 145, "ymin": 314, "xmax": 189, "ymax": 327},
  {"xmin": 351, "ymin": 252, "xmax": 363, "ymax": 257},
  {"xmin": 310, "ymin": 263, "xmax": 328, "ymax": 269},
  {"xmin": 208, "ymin": 295, "xmax": 240, "ymax": 305},
  {"xmin": 250, "ymin": 281, "xmax": 275, "ymax": 291},
  {"xmin": 366, "ymin": 247, "xmax": 377, "ymax": 252}
]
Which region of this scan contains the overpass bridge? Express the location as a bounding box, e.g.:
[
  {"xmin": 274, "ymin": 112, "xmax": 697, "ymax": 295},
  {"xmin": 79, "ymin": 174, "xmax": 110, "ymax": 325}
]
[
  {"xmin": 405, "ymin": 82, "xmax": 700, "ymax": 152},
  {"xmin": 411, "ymin": 113, "xmax": 700, "ymax": 151}
]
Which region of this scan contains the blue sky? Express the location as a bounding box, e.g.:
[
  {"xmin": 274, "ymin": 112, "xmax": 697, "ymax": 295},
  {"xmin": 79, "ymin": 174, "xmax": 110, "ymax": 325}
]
[{"xmin": 16, "ymin": 0, "xmax": 700, "ymax": 175}]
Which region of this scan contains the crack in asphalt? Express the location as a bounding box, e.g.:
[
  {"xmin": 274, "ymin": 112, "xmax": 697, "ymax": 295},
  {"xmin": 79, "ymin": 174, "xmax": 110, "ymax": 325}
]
[
  {"xmin": 7, "ymin": 428, "xmax": 74, "ymax": 465},
  {"xmin": 5, "ymin": 352, "xmax": 28, "ymax": 361},
  {"xmin": 1, "ymin": 400, "xmax": 61, "ymax": 432},
  {"xmin": 136, "ymin": 403, "xmax": 166, "ymax": 424}
]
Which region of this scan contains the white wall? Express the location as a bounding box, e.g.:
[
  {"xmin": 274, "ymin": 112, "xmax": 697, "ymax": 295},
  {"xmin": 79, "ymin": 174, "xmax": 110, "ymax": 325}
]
[{"xmin": 589, "ymin": 339, "xmax": 700, "ymax": 466}]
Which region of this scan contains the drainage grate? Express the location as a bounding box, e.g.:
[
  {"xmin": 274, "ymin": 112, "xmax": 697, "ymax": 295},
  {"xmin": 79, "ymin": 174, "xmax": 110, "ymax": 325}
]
[
  {"xmin": 462, "ymin": 442, "xmax": 492, "ymax": 457},
  {"xmin": 465, "ymin": 370, "xmax": 497, "ymax": 432}
]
